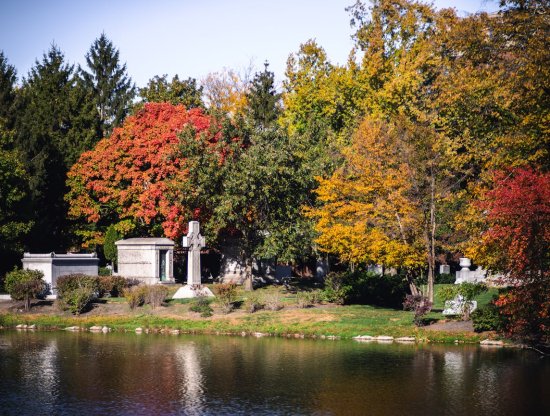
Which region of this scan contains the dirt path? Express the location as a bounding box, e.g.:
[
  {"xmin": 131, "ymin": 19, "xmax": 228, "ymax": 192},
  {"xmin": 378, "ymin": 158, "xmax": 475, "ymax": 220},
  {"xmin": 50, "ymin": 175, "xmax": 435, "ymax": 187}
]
[{"xmin": 423, "ymin": 320, "xmax": 475, "ymax": 332}]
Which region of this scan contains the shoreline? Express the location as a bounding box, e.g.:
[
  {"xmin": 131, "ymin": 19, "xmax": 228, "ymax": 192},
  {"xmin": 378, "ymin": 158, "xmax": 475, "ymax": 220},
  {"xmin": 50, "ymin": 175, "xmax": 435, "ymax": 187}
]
[{"xmin": 0, "ymin": 310, "xmax": 512, "ymax": 348}]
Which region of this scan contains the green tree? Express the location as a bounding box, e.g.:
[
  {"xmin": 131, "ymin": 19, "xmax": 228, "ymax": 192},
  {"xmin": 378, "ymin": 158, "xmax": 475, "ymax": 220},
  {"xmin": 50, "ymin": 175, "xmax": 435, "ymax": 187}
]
[
  {"xmin": 214, "ymin": 126, "xmax": 317, "ymax": 288},
  {"xmin": 80, "ymin": 33, "xmax": 136, "ymax": 138},
  {"xmin": 15, "ymin": 45, "xmax": 93, "ymax": 251},
  {"xmin": 0, "ymin": 123, "xmax": 32, "ymax": 275},
  {"xmin": 139, "ymin": 74, "xmax": 203, "ymax": 108},
  {"xmin": 4, "ymin": 268, "xmax": 46, "ymax": 311},
  {"xmin": 245, "ymin": 62, "xmax": 281, "ymax": 130},
  {"xmin": 103, "ymin": 224, "xmax": 121, "ymax": 268},
  {"xmin": 0, "ymin": 51, "xmax": 17, "ymax": 127}
]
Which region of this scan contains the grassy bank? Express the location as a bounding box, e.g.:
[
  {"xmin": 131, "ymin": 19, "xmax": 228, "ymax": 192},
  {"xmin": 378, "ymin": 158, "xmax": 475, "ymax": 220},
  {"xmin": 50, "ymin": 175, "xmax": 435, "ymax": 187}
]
[
  {"xmin": 0, "ymin": 284, "xmax": 502, "ymax": 344},
  {"xmin": 0, "ymin": 305, "xmax": 490, "ymax": 344}
]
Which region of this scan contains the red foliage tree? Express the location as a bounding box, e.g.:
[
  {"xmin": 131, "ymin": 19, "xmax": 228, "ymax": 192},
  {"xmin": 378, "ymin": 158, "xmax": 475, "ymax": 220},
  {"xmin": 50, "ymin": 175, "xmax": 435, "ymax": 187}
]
[
  {"xmin": 479, "ymin": 167, "xmax": 550, "ymax": 345},
  {"xmin": 66, "ymin": 102, "xmax": 228, "ymax": 244}
]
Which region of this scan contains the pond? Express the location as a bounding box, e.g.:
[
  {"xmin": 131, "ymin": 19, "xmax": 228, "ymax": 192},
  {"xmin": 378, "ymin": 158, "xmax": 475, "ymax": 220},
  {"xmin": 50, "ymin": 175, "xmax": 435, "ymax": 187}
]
[{"xmin": 0, "ymin": 331, "xmax": 548, "ymax": 415}]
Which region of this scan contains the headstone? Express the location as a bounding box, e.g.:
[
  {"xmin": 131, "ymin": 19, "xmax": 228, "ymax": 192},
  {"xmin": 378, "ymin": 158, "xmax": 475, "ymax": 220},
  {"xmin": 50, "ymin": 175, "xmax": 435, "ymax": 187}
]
[
  {"xmin": 21, "ymin": 252, "xmax": 99, "ymax": 298},
  {"xmin": 443, "ymin": 295, "xmax": 478, "ymax": 316},
  {"xmin": 315, "ymin": 258, "xmax": 329, "ymax": 281},
  {"xmin": 219, "ymin": 238, "xmax": 247, "ymax": 284},
  {"xmin": 172, "ymin": 221, "xmax": 214, "ymax": 299},
  {"xmin": 115, "ymin": 238, "xmax": 175, "ymax": 284},
  {"xmin": 439, "ymin": 264, "xmax": 451, "ymax": 275}
]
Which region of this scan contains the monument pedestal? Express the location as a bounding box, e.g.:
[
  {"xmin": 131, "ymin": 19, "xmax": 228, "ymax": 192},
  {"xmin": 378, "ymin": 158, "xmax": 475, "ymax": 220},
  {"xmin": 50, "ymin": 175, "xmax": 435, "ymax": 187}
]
[{"xmin": 172, "ymin": 284, "xmax": 214, "ymax": 299}]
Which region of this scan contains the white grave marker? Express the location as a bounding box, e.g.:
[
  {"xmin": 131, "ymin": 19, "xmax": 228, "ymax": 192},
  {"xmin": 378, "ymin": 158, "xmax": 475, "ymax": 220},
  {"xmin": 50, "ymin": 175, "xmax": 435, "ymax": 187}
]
[{"xmin": 172, "ymin": 221, "xmax": 214, "ymax": 299}]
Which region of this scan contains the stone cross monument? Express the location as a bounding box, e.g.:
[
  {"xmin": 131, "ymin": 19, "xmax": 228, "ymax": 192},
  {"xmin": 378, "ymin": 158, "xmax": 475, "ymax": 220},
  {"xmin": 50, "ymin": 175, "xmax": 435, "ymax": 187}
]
[
  {"xmin": 182, "ymin": 221, "xmax": 205, "ymax": 286},
  {"xmin": 172, "ymin": 221, "xmax": 214, "ymax": 299}
]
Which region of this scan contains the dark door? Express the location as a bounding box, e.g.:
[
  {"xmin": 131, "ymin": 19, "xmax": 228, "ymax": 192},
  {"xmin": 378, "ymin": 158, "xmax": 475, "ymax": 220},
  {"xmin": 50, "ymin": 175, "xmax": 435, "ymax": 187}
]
[{"xmin": 159, "ymin": 250, "xmax": 167, "ymax": 281}]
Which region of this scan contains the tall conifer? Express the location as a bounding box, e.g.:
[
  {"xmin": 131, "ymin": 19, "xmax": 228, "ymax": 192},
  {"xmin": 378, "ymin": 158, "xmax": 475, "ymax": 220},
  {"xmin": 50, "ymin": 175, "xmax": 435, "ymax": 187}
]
[{"xmin": 80, "ymin": 33, "xmax": 136, "ymax": 138}]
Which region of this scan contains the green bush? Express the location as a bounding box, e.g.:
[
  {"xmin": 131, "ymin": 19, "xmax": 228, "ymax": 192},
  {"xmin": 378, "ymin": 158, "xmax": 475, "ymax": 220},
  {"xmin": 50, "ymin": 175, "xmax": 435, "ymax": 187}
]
[
  {"xmin": 123, "ymin": 285, "xmax": 146, "ymax": 310},
  {"xmin": 322, "ymin": 272, "xmax": 351, "ymax": 305},
  {"xmin": 472, "ymin": 303, "xmax": 503, "ymax": 332},
  {"xmin": 190, "ymin": 296, "xmax": 213, "ymax": 317},
  {"xmin": 296, "ymin": 291, "xmax": 316, "ymax": 308},
  {"xmin": 213, "ymin": 283, "xmax": 237, "ymax": 314},
  {"xmin": 59, "ymin": 286, "xmax": 95, "ymax": 315},
  {"xmin": 144, "ymin": 285, "xmax": 169, "ymax": 309},
  {"xmin": 436, "ymin": 273, "xmax": 455, "ymax": 284},
  {"xmin": 98, "ymin": 276, "xmax": 128, "ymax": 297},
  {"xmin": 55, "ymin": 274, "xmax": 99, "ymax": 315},
  {"xmin": 244, "ymin": 293, "xmax": 265, "ymax": 313},
  {"xmin": 322, "ymin": 270, "xmax": 407, "ymax": 307},
  {"xmin": 264, "ymin": 292, "xmax": 283, "ymax": 311},
  {"xmin": 56, "ymin": 274, "xmax": 99, "ymax": 297},
  {"xmin": 98, "ymin": 267, "xmax": 112, "ymax": 276},
  {"xmin": 4, "ymin": 268, "xmax": 47, "ymax": 311}
]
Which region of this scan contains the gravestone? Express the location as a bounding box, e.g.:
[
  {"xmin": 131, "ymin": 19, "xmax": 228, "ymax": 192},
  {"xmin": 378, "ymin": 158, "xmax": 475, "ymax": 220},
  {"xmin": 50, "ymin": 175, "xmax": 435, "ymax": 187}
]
[
  {"xmin": 115, "ymin": 238, "xmax": 175, "ymax": 284},
  {"xmin": 173, "ymin": 221, "xmax": 214, "ymax": 299},
  {"xmin": 219, "ymin": 238, "xmax": 247, "ymax": 284},
  {"xmin": 439, "ymin": 264, "xmax": 451, "ymax": 275},
  {"xmin": 443, "ymin": 295, "xmax": 478, "ymax": 316}
]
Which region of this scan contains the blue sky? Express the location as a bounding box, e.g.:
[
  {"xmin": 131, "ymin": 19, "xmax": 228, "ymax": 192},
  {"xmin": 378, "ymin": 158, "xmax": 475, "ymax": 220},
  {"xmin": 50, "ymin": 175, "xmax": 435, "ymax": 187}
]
[{"xmin": 1, "ymin": 0, "xmax": 498, "ymax": 88}]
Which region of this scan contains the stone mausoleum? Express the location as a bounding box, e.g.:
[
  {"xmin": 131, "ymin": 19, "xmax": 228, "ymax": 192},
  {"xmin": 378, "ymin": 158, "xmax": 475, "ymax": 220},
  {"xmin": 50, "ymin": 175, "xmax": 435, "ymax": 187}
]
[
  {"xmin": 22, "ymin": 252, "xmax": 99, "ymax": 295},
  {"xmin": 115, "ymin": 238, "xmax": 175, "ymax": 284}
]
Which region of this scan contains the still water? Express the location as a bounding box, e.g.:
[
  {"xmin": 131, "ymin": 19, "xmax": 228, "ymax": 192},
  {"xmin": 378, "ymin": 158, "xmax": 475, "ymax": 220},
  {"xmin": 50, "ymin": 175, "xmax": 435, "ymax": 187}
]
[{"xmin": 0, "ymin": 331, "xmax": 548, "ymax": 415}]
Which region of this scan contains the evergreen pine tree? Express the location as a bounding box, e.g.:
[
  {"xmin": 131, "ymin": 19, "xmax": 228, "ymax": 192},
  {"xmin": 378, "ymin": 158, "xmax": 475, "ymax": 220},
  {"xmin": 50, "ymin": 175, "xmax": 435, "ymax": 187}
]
[
  {"xmin": 80, "ymin": 33, "xmax": 136, "ymax": 138},
  {"xmin": 0, "ymin": 51, "xmax": 17, "ymax": 127},
  {"xmin": 245, "ymin": 62, "xmax": 281, "ymax": 130},
  {"xmin": 139, "ymin": 74, "xmax": 204, "ymax": 108},
  {"xmin": 15, "ymin": 45, "xmax": 94, "ymax": 251}
]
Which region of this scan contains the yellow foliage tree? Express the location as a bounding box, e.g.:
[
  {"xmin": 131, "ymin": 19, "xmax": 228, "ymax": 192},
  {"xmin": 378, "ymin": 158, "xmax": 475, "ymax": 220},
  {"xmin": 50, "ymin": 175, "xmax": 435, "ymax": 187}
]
[{"xmin": 308, "ymin": 115, "xmax": 457, "ymax": 299}]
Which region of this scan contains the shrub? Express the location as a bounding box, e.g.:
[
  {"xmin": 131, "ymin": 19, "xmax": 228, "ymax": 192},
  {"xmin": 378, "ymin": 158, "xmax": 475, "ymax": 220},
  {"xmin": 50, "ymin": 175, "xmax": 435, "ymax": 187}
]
[
  {"xmin": 296, "ymin": 291, "xmax": 314, "ymax": 308},
  {"xmin": 55, "ymin": 274, "xmax": 99, "ymax": 315},
  {"xmin": 4, "ymin": 268, "xmax": 47, "ymax": 311},
  {"xmin": 322, "ymin": 272, "xmax": 351, "ymax": 305},
  {"xmin": 349, "ymin": 272, "xmax": 408, "ymax": 308},
  {"xmin": 189, "ymin": 296, "xmax": 213, "ymax": 317},
  {"xmin": 309, "ymin": 290, "xmax": 322, "ymax": 305},
  {"xmin": 213, "ymin": 283, "xmax": 237, "ymax": 314},
  {"xmin": 436, "ymin": 273, "xmax": 455, "ymax": 284},
  {"xmin": 244, "ymin": 293, "xmax": 265, "ymax": 313},
  {"xmin": 123, "ymin": 285, "xmax": 146, "ymax": 310},
  {"xmin": 403, "ymin": 294, "xmax": 433, "ymax": 326},
  {"xmin": 98, "ymin": 276, "xmax": 128, "ymax": 297},
  {"xmin": 264, "ymin": 292, "xmax": 283, "ymax": 311},
  {"xmin": 98, "ymin": 267, "xmax": 112, "ymax": 276},
  {"xmin": 56, "ymin": 274, "xmax": 99, "ymax": 298},
  {"xmin": 144, "ymin": 285, "xmax": 169, "ymax": 309},
  {"xmin": 472, "ymin": 302, "xmax": 504, "ymax": 332},
  {"xmin": 60, "ymin": 286, "xmax": 96, "ymax": 315}
]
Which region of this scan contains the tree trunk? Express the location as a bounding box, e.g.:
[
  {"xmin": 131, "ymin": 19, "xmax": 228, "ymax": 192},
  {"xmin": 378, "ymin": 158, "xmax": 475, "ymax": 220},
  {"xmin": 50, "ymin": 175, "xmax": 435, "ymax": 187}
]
[
  {"xmin": 243, "ymin": 258, "xmax": 253, "ymax": 291},
  {"xmin": 425, "ymin": 171, "xmax": 436, "ymax": 304},
  {"xmin": 24, "ymin": 294, "xmax": 31, "ymax": 312},
  {"xmin": 407, "ymin": 272, "xmax": 420, "ymax": 297}
]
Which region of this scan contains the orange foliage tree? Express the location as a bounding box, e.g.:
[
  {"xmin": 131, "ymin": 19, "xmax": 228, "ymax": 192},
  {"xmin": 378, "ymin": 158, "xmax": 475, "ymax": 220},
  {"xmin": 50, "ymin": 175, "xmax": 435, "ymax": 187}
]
[{"xmin": 66, "ymin": 102, "xmax": 230, "ymax": 246}]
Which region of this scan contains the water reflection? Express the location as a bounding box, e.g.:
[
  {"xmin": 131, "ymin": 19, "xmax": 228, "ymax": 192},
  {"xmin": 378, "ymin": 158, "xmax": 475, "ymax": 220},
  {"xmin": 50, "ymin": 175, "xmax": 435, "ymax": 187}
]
[
  {"xmin": 175, "ymin": 342, "xmax": 205, "ymax": 414},
  {"xmin": 0, "ymin": 332, "xmax": 548, "ymax": 415},
  {"xmin": 21, "ymin": 337, "xmax": 60, "ymax": 412}
]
